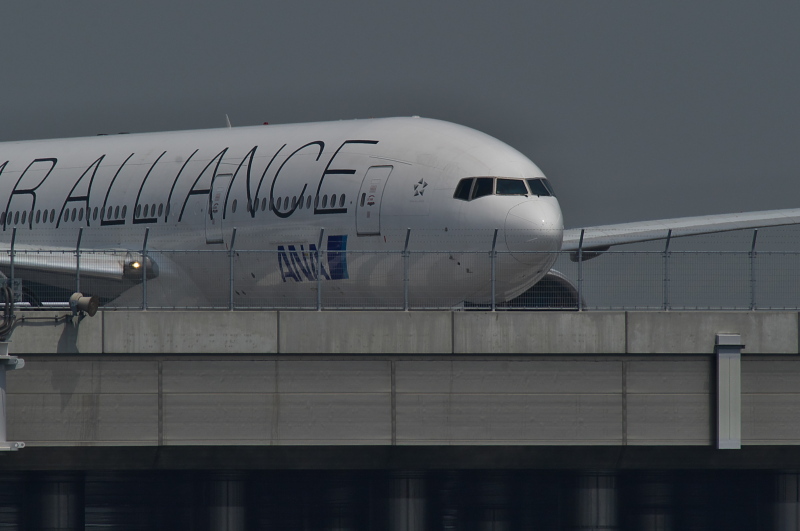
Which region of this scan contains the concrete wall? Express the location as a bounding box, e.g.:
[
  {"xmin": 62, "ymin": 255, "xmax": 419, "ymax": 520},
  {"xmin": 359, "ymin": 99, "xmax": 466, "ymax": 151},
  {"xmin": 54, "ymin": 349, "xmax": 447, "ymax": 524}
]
[{"xmin": 6, "ymin": 310, "xmax": 800, "ymax": 354}]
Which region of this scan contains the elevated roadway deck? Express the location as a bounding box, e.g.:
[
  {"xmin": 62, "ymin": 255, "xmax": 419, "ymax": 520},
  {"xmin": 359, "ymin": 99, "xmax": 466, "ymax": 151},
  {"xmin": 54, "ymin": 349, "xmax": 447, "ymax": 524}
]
[{"xmin": 0, "ymin": 311, "xmax": 799, "ymax": 471}]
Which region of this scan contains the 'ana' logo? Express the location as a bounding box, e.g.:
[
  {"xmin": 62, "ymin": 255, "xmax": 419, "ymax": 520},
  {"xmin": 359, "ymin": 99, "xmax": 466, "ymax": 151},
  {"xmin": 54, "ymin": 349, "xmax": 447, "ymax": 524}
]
[{"xmin": 278, "ymin": 235, "xmax": 348, "ymax": 282}]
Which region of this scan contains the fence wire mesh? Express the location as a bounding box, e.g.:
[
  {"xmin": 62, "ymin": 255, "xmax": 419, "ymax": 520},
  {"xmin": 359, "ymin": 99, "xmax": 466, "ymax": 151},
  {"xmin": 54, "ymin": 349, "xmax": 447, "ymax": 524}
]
[{"xmin": 4, "ymin": 248, "xmax": 800, "ymax": 311}]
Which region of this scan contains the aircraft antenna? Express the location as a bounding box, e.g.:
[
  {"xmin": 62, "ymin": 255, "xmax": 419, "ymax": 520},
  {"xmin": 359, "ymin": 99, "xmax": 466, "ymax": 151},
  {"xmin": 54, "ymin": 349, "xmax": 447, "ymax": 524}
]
[{"xmin": 225, "ymin": 114, "xmax": 232, "ymax": 129}]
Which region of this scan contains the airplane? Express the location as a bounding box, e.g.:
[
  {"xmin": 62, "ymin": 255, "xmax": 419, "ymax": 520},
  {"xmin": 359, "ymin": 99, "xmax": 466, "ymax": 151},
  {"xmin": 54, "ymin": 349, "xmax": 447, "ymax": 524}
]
[{"xmin": 0, "ymin": 116, "xmax": 799, "ymax": 312}]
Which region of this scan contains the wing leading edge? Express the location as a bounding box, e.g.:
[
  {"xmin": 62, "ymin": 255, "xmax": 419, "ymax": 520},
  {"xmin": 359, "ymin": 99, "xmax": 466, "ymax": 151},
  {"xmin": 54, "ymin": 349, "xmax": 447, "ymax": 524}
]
[{"xmin": 562, "ymin": 208, "xmax": 800, "ymax": 258}]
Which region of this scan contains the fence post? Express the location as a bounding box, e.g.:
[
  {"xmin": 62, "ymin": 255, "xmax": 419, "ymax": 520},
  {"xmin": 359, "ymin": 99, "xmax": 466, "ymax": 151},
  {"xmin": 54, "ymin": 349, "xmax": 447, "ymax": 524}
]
[
  {"xmin": 229, "ymin": 228, "xmax": 237, "ymax": 311},
  {"xmin": 403, "ymin": 228, "xmax": 411, "ymax": 311},
  {"xmin": 491, "ymin": 228, "xmax": 498, "ymax": 311},
  {"xmin": 750, "ymin": 229, "xmax": 758, "ymax": 311},
  {"xmin": 142, "ymin": 228, "xmax": 149, "ymax": 310},
  {"xmin": 75, "ymin": 228, "xmax": 83, "ymax": 295},
  {"xmin": 577, "ymin": 229, "xmax": 584, "ymax": 311},
  {"xmin": 316, "ymin": 228, "xmax": 325, "ymax": 311},
  {"xmin": 662, "ymin": 229, "xmax": 672, "ymax": 311},
  {"xmin": 8, "ymin": 229, "xmax": 15, "ymax": 302}
]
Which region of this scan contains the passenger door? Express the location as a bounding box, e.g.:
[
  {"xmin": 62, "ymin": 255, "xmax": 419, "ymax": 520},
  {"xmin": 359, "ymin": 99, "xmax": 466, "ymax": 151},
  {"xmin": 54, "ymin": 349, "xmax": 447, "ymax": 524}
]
[{"xmin": 355, "ymin": 166, "xmax": 393, "ymax": 235}]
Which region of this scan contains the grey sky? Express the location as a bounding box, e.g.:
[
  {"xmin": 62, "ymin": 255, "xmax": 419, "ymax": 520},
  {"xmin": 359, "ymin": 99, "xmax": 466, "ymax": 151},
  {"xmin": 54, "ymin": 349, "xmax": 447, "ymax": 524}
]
[{"xmin": 2, "ymin": 1, "xmax": 798, "ymax": 229}]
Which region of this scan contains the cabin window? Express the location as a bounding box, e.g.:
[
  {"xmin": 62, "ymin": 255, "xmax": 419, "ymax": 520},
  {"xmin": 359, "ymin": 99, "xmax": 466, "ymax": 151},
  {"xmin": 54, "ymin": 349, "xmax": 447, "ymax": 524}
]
[
  {"xmin": 232, "ymin": 199, "xmax": 237, "ymax": 213},
  {"xmin": 166, "ymin": 204, "xmax": 171, "ymax": 218},
  {"xmin": 21, "ymin": 212, "xmax": 27, "ymax": 225},
  {"xmin": 283, "ymin": 197, "xmax": 289, "ymax": 210},
  {"xmin": 262, "ymin": 198, "xmax": 267, "ymax": 211},
  {"xmin": 292, "ymin": 196, "xmax": 297, "ymax": 209},
  {"xmin": 122, "ymin": 206, "xmax": 127, "ymax": 219},
  {"xmin": 144, "ymin": 205, "xmax": 150, "ymax": 218},
  {"xmin": 306, "ymin": 196, "xmax": 312, "ymax": 209},
  {"xmin": 93, "ymin": 207, "xmax": 98, "ymax": 221},
  {"xmin": 158, "ymin": 204, "xmax": 163, "ymax": 217},
  {"xmin": 330, "ymin": 194, "xmax": 337, "ymax": 208},
  {"xmin": 114, "ymin": 206, "xmax": 120, "ymax": 220},
  {"xmin": 322, "ymin": 195, "xmax": 328, "ymax": 208},
  {"xmin": 526, "ymin": 178, "xmax": 555, "ymax": 197},
  {"xmin": 360, "ymin": 193, "xmax": 366, "ymax": 207},
  {"xmin": 35, "ymin": 210, "xmax": 41, "ymax": 224},
  {"xmin": 454, "ymin": 178, "xmax": 474, "ymax": 201},
  {"xmin": 315, "ymin": 196, "xmax": 319, "ymax": 208},
  {"xmin": 472, "ymin": 177, "xmax": 494, "ymax": 199},
  {"xmin": 496, "ymin": 178, "xmax": 528, "ymax": 196},
  {"xmin": 78, "ymin": 208, "xmax": 84, "ymax": 222},
  {"xmin": 49, "ymin": 210, "xmax": 55, "ymax": 223},
  {"xmin": 340, "ymin": 194, "xmax": 346, "ymax": 207},
  {"xmin": 13, "ymin": 212, "xmax": 19, "ymax": 225}
]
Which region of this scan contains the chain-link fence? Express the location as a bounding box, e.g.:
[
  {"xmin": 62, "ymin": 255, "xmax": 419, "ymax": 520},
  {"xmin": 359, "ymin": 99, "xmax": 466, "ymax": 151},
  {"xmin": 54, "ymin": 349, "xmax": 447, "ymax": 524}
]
[{"xmin": 4, "ymin": 247, "xmax": 800, "ymax": 311}]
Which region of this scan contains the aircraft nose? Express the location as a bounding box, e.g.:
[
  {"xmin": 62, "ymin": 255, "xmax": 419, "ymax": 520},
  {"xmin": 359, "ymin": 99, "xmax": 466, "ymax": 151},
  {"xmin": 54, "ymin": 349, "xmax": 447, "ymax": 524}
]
[{"xmin": 504, "ymin": 199, "xmax": 564, "ymax": 264}]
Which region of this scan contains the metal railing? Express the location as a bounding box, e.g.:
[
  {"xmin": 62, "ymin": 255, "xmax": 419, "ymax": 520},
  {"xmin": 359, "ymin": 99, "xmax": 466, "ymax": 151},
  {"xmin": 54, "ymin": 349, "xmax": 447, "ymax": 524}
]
[{"xmin": 3, "ymin": 245, "xmax": 800, "ymax": 311}]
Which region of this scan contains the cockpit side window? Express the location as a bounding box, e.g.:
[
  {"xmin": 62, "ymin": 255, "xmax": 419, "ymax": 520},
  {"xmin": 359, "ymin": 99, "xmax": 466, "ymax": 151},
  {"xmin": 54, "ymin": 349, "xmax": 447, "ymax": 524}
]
[
  {"xmin": 453, "ymin": 178, "xmax": 474, "ymax": 201},
  {"xmin": 527, "ymin": 178, "xmax": 555, "ymax": 197},
  {"xmin": 472, "ymin": 177, "xmax": 494, "ymax": 199},
  {"xmin": 496, "ymin": 178, "xmax": 528, "ymax": 195}
]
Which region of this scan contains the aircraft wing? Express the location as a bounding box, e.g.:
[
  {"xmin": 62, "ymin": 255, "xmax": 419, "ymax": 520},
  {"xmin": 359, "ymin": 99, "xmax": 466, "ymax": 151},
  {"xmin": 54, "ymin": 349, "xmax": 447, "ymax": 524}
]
[
  {"xmin": 562, "ymin": 208, "xmax": 800, "ymax": 259},
  {"xmin": 0, "ymin": 244, "xmax": 154, "ymax": 282}
]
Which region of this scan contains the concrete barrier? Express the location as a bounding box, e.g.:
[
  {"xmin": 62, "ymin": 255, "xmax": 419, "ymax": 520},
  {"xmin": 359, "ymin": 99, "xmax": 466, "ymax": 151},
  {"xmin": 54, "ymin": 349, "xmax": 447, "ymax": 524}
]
[
  {"xmin": 8, "ymin": 311, "xmax": 103, "ymax": 354},
  {"xmin": 3, "ymin": 310, "xmax": 798, "ymax": 354},
  {"xmin": 626, "ymin": 312, "xmax": 798, "ymax": 354},
  {"xmin": 279, "ymin": 311, "xmax": 452, "ymax": 353},
  {"xmin": 453, "ymin": 312, "xmax": 626, "ymax": 354},
  {"xmin": 102, "ymin": 311, "xmax": 278, "ymax": 354}
]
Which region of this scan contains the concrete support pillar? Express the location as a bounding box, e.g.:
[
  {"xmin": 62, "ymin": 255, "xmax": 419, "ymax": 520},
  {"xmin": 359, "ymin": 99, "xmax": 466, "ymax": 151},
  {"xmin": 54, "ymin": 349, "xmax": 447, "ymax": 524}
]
[
  {"xmin": 775, "ymin": 472, "xmax": 800, "ymax": 531},
  {"xmin": 675, "ymin": 473, "xmax": 710, "ymax": 531},
  {"xmin": 437, "ymin": 471, "xmax": 462, "ymax": 531},
  {"xmin": 0, "ymin": 473, "xmax": 26, "ymax": 529},
  {"xmin": 208, "ymin": 472, "xmax": 246, "ymax": 531},
  {"xmin": 39, "ymin": 473, "xmax": 83, "ymax": 531},
  {"xmin": 635, "ymin": 472, "xmax": 673, "ymax": 531},
  {"xmin": 575, "ymin": 471, "xmax": 618, "ymax": 531},
  {"xmin": 391, "ymin": 471, "xmax": 425, "ymax": 531},
  {"xmin": 324, "ymin": 473, "xmax": 357, "ymax": 531},
  {"xmin": 478, "ymin": 472, "xmax": 510, "ymax": 531}
]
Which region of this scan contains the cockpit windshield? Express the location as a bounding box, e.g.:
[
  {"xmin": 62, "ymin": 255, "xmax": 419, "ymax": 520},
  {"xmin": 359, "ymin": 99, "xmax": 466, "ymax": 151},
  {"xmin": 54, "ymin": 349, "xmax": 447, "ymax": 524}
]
[
  {"xmin": 527, "ymin": 178, "xmax": 555, "ymax": 197},
  {"xmin": 496, "ymin": 178, "xmax": 528, "ymax": 195},
  {"xmin": 453, "ymin": 177, "xmax": 556, "ymax": 201}
]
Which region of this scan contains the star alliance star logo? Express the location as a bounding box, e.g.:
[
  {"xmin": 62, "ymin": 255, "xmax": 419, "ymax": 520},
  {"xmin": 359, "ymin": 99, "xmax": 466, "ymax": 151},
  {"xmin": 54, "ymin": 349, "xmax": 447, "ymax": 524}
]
[{"xmin": 413, "ymin": 178, "xmax": 428, "ymax": 197}]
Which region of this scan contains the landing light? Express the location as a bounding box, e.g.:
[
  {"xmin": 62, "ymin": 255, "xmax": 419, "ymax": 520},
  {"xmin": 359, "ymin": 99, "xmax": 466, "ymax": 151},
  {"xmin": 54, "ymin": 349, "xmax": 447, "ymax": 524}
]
[{"xmin": 123, "ymin": 254, "xmax": 159, "ymax": 280}]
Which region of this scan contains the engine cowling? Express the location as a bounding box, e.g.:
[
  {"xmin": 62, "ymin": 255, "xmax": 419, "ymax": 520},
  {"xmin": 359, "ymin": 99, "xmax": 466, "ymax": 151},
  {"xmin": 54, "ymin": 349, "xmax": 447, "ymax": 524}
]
[{"xmin": 504, "ymin": 269, "xmax": 583, "ymax": 310}]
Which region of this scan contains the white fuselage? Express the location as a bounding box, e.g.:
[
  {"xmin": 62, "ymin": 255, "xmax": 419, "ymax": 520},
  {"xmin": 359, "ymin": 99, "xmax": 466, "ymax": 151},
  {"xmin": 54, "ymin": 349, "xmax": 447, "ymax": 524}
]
[{"xmin": 0, "ymin": 117, "xmax": 564, "ymax": 307}]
